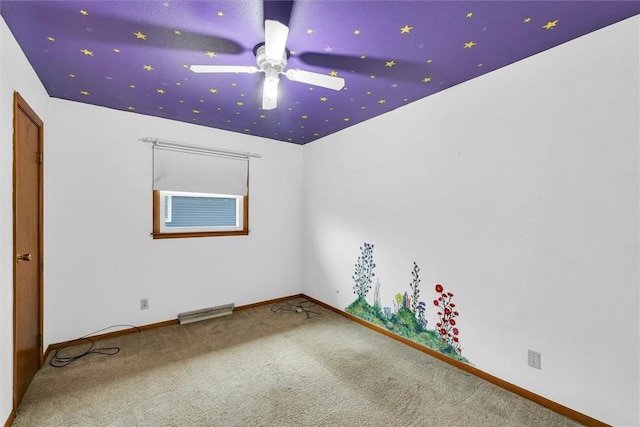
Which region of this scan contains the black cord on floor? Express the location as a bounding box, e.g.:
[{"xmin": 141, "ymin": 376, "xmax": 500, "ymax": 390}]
[
  {"xmin": 49, "ymin": 324, "xmax": 141, "ymax": 368},
  {"xmin": 270, "ymin": 299, "xmax": 321, "ymax": 319}
]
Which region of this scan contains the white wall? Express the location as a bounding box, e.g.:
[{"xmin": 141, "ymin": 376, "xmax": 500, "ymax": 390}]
[
  {"xmin": 1, "ymin": 16, "xmax": 50, "ymax": 425},
  {"xmin": 302, "ymin": 16, "xmax": 639, "ymax": 427},
  {"xmin": 44, "ymin": 99, "xmax": 304, "ymax": 344}
]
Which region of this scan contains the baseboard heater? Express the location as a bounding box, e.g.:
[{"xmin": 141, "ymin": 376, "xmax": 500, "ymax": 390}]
[{"xmin": 177, "ymin": 303, "xmax": 235, "ymax": 325}]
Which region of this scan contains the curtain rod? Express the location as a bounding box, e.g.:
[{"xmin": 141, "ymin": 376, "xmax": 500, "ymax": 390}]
[{"xmin": 140, "ymin": 137, "xmax": 262, "ymax": 159}]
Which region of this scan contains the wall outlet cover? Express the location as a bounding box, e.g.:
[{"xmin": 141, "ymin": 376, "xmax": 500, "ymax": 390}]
[{"xmin": 528, "ymin": 349, "xmax": 541, "ymax": 369}]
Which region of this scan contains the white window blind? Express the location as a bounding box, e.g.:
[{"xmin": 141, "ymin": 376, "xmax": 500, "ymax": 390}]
[{"xmin": 152, "ymin": 146, "xmax": 248, "ymax": 196}]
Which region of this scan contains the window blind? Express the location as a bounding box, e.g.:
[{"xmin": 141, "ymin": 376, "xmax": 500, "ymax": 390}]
[{"xmin": 152, "ymin": 146, "xmax": 248, "ymax": 196}]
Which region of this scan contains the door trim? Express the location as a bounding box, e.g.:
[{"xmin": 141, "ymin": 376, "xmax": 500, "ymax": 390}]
[{"xmin": 12, "ymin": 92, "xmax": 44, "ymax": 409}]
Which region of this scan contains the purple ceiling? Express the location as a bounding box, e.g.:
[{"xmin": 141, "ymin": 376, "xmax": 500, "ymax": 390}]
[{"xmin": 2, "ymin": 1, "xmax": 639, "ymax": 145}]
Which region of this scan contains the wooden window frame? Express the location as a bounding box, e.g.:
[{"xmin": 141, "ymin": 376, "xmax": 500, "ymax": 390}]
[{"xmin": 152, "ymin": 191, "xmax": 249, "ymax": 239}]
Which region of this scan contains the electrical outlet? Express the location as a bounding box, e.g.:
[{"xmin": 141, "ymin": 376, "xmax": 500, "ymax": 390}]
[
  {"xmin": 528, "ymin": 350, "xmax": 541, "ymax": 369},
  {"xmin": 140, "ymin": 298, "xmax": 149, "ymax": 310}
]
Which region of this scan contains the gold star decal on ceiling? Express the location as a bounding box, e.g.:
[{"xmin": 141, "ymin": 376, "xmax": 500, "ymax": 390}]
[
  {"xmin": 157, "ymin": 89, "xmax": 165, "ymax": 94},
  {"xmin": 217, "ymin": 11, "xmax": 224, "ymax": 17},
  {"xmin": 464, "ymin": 41, "xmax": 477, "ymax": 49},
  {"xmin": 343, "ymin": 117, "xmax": 350, "ymax": 122},
  {"xmin": 400, "ymin": 25, "xmax": 413, "ymax": 34},
  {"xmin": 320, "ymin": 97, "xmax": 328, "ymax": 102},
  {"xmin": 360, "ymin": 55, "xmax": 366, "ymax": 59},
  {"xmin": 306, "ymin": 29, "xmax": 314, "ymax": 34},
  {"xmin": 329, "ymin": 71, "xmax": 339, "ymax": 77},
  {"xmin": 523, "ymin": 17, "xmax": 532, "ymax": 23},
  {"xmin": 127, "ymin": 106, "xmax": 135, "ymax": 111},
  {"xmin": 427, "ymin": 59, "xmax": 433, "ymax": 63},
  {"xmin": 47, "ymin": 36, "xmax": 55, "ymax": 42},
  {"xmin": 206, "ymin": 51, "xmax": 216, "ymax": 58},
  {"xmin": 174, "ymin": 30, "xmax": 181, "ymax": 35},
  {"xmin": 542, "ymin": 20, "xmax": 558, "ymax": 30},
  {"xmin": 422, "ymin": 77, "xmax": 432, "ymax": 83},
  {"xmin": 80, "ymin": 48, "xmax": 93, "ymax": 56},
  {"xmin": 134, "ymin": 31, "xmax": 147, "ymax": 40},
  {"xmin": 209, "ymin": 88, "xmax": 218, "ymax": 94},
  {"xmin": 466, "ymin": 12, "xmax": 473, "ymax": 18},
  {"xmin": 176, "ymin": 82, "xmax": 181, "ymax": 86},
  {"xmin": 370, "ymin": 75, "xmax": 375, "ymax": 79},
  {"xmin": 129, "ymin": 84, "xmax": 135, "ymax": 88},
  {"xmin": 385, "ymin": 60, "xmax": 396, "ymax": 67},
  {"xmin": 158, "ymin": 106, "xmax": 163, "ymax": 110},
  {"xmin": 192, "ymin": 110, "xmax": 200, "ymax": 114},
  {"xmin": 354, "ymin": 29, "xmax": 361, "ymax": 35},
  {"xmin": 79, "ymin": 10, "xmax": 88, "ymax": 16},
  {"xmin": 69, "ymin": 74, "xmax": 75, "ymax": 78},
  {"xmin": 378, "ymin": 99, "xmax": 386, "ymax": 104},
  {"xmin": 236, "ymin": 101, "xmax": 244, "ymax": 106},
  {"xmin": 259, "ymin": 114, "xmax": 266, "ymax": 119},
  {"xmin": 113, "ymin": 48, "xmax": 120, "ymax": 53},
  {"xmin": 143, "ymin": 65, "xmax": 153, "ymax": 71},
  {"xmin": 80, "ymin": 91, "xmax": 90, "ymax": 96},
  {"xmin": 301, "ymin": 115, "xmax": 308, "ymax": 119}
]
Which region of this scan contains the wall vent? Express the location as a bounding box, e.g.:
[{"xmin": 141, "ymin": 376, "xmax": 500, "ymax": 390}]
[{"xmin": 178, "ymin": 303, "xmax": 235, "ymax": 325}]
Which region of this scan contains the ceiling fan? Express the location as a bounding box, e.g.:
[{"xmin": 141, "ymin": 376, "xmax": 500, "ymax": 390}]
[{"xmin": 189, "ymin": 20, "xmax": 345, "ymax": 110}]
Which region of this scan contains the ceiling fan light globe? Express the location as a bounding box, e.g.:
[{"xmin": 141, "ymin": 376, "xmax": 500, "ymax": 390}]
[{"xmin": 262, "ymin": 76, "xmax": 279, "ymax": 110}]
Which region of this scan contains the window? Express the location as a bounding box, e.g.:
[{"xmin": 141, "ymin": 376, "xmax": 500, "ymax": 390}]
[
  {"xmin": 158, "ymin": 191, "xmax": 245, "ymax": 233},
  {"xmin": 150, "ymin": 141, "xmax": 250, "ymax": 239}
]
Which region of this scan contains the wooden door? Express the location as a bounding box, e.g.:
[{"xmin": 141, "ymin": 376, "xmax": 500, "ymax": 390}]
[{"xmin": 13, "ymin": 92, "xmax": 44, "ymax": 409}]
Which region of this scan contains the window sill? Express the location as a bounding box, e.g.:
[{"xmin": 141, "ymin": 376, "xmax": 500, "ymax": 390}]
[{"xmin": 151, "ymin": 230, "xmax": 249, "ymax": 239}]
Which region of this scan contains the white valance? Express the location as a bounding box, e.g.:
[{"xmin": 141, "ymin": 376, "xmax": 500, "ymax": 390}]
[{"xmin": 145, "ymin": 138, "xmax": 257, "ymax": 196}]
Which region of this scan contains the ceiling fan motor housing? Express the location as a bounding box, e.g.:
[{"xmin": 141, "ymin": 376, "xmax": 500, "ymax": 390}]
[{"xmin": 255, "ymin": 44, "xmax": 287, "ymax": 76}]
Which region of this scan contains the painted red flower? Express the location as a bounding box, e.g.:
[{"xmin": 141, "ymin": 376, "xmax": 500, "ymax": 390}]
[
  {"xmin": 435, "ymin": 284, "xmax": 443, "ymax": 293},
  {"xmin": 433, "ymin": 300, "xmax": 439, "ymax": 306},
  {"xmin": 436, "ymin": 322, "xmax": 442, "ymax": 328},
  {"xmin": 453, "ymin": 337, "xmax": 459, "ymax": 342},
  {"xmin": 453, "ymin": 328, "xmax": 459, "ymax": 335},
  {"xmin": 447, "ymin": 292, "xmax": 453, "ymax": 297},
  {"xmin": 450, "ymin": 303, "xmax": 456, "ymax": 308},
  {"xmin": 440, "ymin": 328, "xmax": 447, "ymax": 335},
  {"xmin": 453, "ymin": 311, "xmax": 459, "ymax": 316},
  {"xmin": 449, "ymin": 319, "xmax": 456, "ymax": 326},
  {"xmin": 444, "ymin": 308, "xmax": 451, "ymax": 315}
]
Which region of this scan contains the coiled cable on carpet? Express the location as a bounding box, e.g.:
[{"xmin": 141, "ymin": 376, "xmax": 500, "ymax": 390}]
[
  {"xmin": 49, "ymin": 324, "xmax": 141, "ymax": 368},
  {"xmin": 270, "ymin": 299, "xmax": 321, "ymax": 319}
]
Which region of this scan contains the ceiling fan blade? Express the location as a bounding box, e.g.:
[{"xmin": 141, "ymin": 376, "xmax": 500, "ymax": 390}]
[
  {"xmin": 190, "ymin": 65, "xmax": 258, "ymax": 74},
  {"xmin": 264, "ymin": 19, "xmax": 289, "ymax": 61},
  {"xmin": 285, "ymin": 69, "xmax": 345, "ymax": 91}
]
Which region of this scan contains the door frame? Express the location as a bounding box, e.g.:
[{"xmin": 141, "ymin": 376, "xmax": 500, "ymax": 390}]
[{"xmin": 12, "ymin": 91, "xmax": 44, "ymax": 409}]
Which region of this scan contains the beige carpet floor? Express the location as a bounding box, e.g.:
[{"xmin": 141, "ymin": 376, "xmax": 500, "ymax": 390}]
[{"xmin": 13, "ymin": 298, "xmax": 583, "ymax": 426}]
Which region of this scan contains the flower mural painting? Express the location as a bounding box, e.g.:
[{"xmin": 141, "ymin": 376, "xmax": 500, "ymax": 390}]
[
  {"xmin": 352, "ymin": 243, "xmax": 376, "ymax": 298},
  {"xmin": 346, "ymin": 243, "xmax": 470, "ymax": 364},
  {"xmin": 409, "ymin": 262, "xmax": 420, "ymax": 313},
  {"xmin": 434, "ymin": 284, "xmax": 462, "ymax": 353}
]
